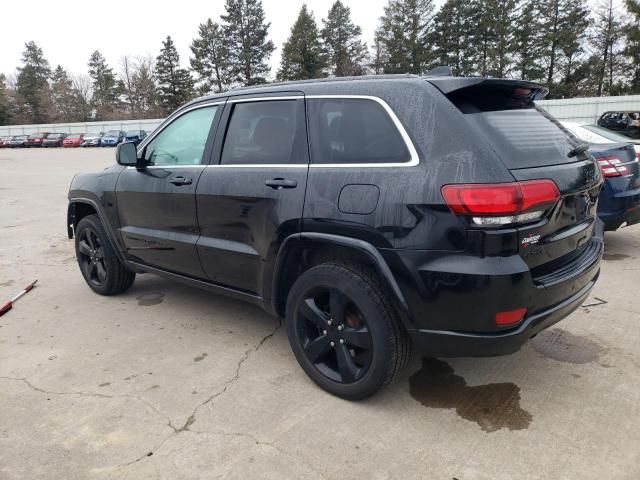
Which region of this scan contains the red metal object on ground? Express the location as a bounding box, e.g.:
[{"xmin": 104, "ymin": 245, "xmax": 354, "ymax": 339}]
[{"xmin": 0, "ymin": 280, "xmax": 37, "ymax": 316}]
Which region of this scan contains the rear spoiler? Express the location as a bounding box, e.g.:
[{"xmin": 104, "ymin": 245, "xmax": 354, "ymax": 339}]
[{"xmin": 426, "ymin": 77, "xmax": 549, "ymax": 101}]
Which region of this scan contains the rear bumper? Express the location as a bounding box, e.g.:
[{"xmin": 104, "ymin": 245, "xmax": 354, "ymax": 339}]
[
  {"xmin": 408, "ymin": 276, "xmax": 596, "ymax": 357},
  {"xmin": 382, "ymin": 221, "xmax": 603, "ymax": 357}
]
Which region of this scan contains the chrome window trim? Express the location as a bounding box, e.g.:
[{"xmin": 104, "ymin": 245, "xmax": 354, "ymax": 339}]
[
  {"xmin": 131, "ymin": 95, "xmax": 419, "ymax": 169},
  {"xmin": 135, "ymin": 100, "xmax": 225, "ymax": 154}
]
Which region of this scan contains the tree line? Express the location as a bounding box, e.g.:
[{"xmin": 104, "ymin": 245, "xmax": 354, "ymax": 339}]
[{"xmin": 1, "ymin": 0, "xmax": 639, "ymax": 126}]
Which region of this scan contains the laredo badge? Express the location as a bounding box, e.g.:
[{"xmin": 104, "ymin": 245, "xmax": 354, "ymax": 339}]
[{"xmin": 521, "ymin": 233, "xmax": 541, "ymax": 248}]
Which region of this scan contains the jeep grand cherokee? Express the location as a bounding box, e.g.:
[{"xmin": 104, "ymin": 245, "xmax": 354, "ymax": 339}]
[{"xmin": 67, "ymin": 74, "xmax": 603, "ymax": 399}]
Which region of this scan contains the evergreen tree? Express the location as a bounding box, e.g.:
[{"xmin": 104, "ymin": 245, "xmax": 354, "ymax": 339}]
[
  {"xmin": 0, "ymin": 74, "xmax": 12, "ymax": 126},
  {"xmin": 589, "ymin": 0, "xmax": 625, "ymax": 96},
  {"xmin": 378, "ymin": 0, "xmax": 436, "ymax": 74},
  {"xmin": 278, "ymin": 5, "xmax": 326, "ymax": 81},
  {"xmin": 626, "ymin": 0, "xmax": 640, "ymax": 92},
  {"xmin": 321, "ymin": 1, "xmax": 367, "ymax": 76},
  {"xmin": 16, "ymin": 41, "xmax": 51, "ymax": 124},
  {"xmin": 513, "ymin": 2, "xmax": 546, "ymax": 81},
  {"xmin": 50, "ymin": 65, "xmax": 85, "ymax": 122},
  {"xmin": 156, "ymin": 36, "xmax": 195, "ymax": 113},
  {"xmin": 222, "ymin": 0, "xmax": 275, "ymax": 85},
  {"xmin": 190, "ymin": 19, "xmax": 232, "ymax": 94},
  {"xmin": 369, "ymin": 28, "xmax": 388, "ymax": 75},
  {"xmin": 538, "ymin": 0, "xmax": 589, "ymax": 88},
  {"xmin": 461, "ymin": 0, "xmax": 518, "ymax": 77},
  {"xmin": 88, "ymin": 50, "xmax": 120, "ymax": 119},
  {"xmin": 431, "ymin": 0, "xmax": 473, "ymax": 76}
]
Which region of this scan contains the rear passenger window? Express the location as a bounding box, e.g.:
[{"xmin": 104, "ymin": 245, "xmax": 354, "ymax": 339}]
[
  {"xmin": 221, "ymin": 100, "xmax": 305, "ymax": 165},
  {"xmin": 307, "ymin": 98, "xmax": 410, "ymax": 164}
]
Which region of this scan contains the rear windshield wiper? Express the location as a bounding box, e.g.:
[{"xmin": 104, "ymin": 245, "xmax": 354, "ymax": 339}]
[{"xmin": 568, "ymin": 143, "xmax": 590, "ymax": 158}]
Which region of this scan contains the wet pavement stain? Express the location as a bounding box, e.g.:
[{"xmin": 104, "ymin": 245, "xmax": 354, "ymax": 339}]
[
  {"xmin": 193, "ymin": 353, "xmax": 208, "ymax": 362},
  {"xmin": 531, "ymin": 328, "xmax": 602, "ymax": 364},
  {"xmin": 409, "ymin": 358, "xmax": 532, "ymax": 433},
  {"xmin": 98, "ymin": 382, "xmax": 110, "ymax": 387},
  {"xmin": 136, "ymin": 292, "xmax": 165, "ymax": 306},
  {"xmin": 602, "ymin": 253, "xmax": 630, "ymax": 261},
  {"xmin": 0, "ymin": 280, "xmax": 14, "ymax": 287}
]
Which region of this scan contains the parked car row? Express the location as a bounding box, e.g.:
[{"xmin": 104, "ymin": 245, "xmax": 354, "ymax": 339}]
[{"xmin": 0, "ymin": 130, "xmax": 147, "ymax": 148}]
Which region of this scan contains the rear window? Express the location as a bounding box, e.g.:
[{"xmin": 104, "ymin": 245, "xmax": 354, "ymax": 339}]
[
  {"xmin": 445, "ymin": 83, "xmax": 578, "ymax": 169},
  {"xmin": 307, "ymin": 98, "xmax": 409, "ymax": 164}
]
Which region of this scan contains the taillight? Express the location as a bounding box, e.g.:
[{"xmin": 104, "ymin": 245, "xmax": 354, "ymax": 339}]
[
  {"xmin": 597, "ymin": 156, "xmax": 628, "ymax": 177},
  {"xmin": 441, "ymin": 179, "xmax": 560, "ymax": 226}
]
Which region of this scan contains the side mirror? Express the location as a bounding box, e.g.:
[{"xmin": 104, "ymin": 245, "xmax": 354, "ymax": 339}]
[{"xmin": 116, "ymin": 142, "xmax": 139, "ymax": 167}]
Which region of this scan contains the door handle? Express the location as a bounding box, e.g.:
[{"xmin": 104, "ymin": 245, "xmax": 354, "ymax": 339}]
[
  {"xmin": 169, "ymin": 176, "xmax": 193, "ymax": 186},
  {"xmin": 265, "ymin": 178, "xmax": 298, "ymax": 189}
]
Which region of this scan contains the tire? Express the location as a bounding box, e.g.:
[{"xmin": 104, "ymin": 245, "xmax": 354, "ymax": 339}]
[
  {"xmin": 75, "ymin": 214, "xmax": 135, "ymax": 295},
  {"xmin": 285, "ymin": 262, "xmax": 411, "ymax": 400}
]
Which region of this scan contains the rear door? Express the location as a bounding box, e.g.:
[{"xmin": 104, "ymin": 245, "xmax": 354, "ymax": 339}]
[
  {"xmin": 115, "ymin": 101, "xmax": 224, "ymax": 278},
  {"xmin": 195, "ymin": 93, "xmax": 309, "ymax": 296}
]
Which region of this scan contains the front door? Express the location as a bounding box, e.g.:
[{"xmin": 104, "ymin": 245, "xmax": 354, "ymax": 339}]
[
  {"xmin": 115, "ymin": 102, "xmax": 223, "ymax": 278},
  {"xmin": 196, "ymin": 94, "xmax": 309, "ymax": 297}
]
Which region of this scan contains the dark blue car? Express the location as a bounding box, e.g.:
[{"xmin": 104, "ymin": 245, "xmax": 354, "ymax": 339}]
[
  {"xmin": 123, "ymin": 130, "xmax": 147, "ymax": 146},
  {"xmin": 591, "ymin": 143, "xmax": 640, "ymax": 230},
  {"xmin": 101, "ymin": 130, "xmax": 125, "ymax": 147},
  {"xmin": 563, "ymin": 122, "xmax": 640, "ymax": 231}
]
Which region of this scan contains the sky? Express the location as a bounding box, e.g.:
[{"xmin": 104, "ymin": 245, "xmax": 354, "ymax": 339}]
[{"xmin": 0, "ymin": 0, "xmax": 430, "ymax": 80}]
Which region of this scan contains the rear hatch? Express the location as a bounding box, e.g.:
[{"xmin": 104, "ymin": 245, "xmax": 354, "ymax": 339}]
[{"xmin": 430, "ymin": 78, "xmax": 603, "ymax": 282}]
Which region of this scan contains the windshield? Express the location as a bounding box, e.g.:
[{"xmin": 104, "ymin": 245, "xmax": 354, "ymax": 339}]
[
  {"xmin": 28, "ymin": 133, "xmax": 45, "ymax": 139},
  {"xmin": 15, "ymin": 136, "xmax": 27, "ymax": 140},
  {"xmin": 125, "ymin": 131, "xmax": 139, "ymax": 136},
  {"xmin": 85, "ymin": 133, "xmax": 100, "ymax": 137},
  {"xmin": 67, "ymin": 134, "xmax": 82, "ymax": 139},
  {"xmin": 47, "ymin": 134, "xmax": 62, "ymax": 139},
  {"xmin": 105, "ymin": 130, "xmax": 120, "ymax": 136},
  {"xmin": 582, "ymin": 124, "xmax": 636, "ymax": 143}
]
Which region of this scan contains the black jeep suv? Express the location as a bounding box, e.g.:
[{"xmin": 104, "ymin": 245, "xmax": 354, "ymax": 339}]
[{"xmin": 67, "ymin": 75, "xmax": 603, "ymax": 399}]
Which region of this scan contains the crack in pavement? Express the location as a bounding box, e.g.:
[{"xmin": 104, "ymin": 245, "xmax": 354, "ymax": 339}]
[
  {"xmin": 113, "ymin": 319, "xmax": 283, "ymax": 470},
  {"xmin": 0, "ymin": 375, "xmax": 177, "ymax": 434},
  {"xmin": 187, "ymin": 429, "xmax": 331, "ymax": 480},
  {"xmin": 2, "ymin": 319, "xmax": 285, "ymax": 474}
]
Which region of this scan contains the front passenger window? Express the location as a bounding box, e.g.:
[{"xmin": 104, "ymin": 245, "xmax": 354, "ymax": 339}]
[{"xmin": 144, "ymin": 105, "xmax": 218, "ymax": 166}]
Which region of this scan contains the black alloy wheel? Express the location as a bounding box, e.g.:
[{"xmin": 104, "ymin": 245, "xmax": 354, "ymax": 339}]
[
  {"xmin": 295, "ymin": 287, "xmax": 373, "ymax": 383},
  {"xmin": 74, "ymin": 214, "xmax": 135, "ymax": 295},
  {"xmin": 286, "ymin": 263, "xmax": 411, "ymax": 400},
  {"xmin": 77, "ymin": 227, "xmax": 107, "ymax": 287}
]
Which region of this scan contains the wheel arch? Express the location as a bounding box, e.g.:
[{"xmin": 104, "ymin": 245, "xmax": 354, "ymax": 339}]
[
  {"xmin": 272, "ymin": 233, "xmax": 412, "ymax": 326},
  {"xmin": 67, "ymin": 198, "xmax": 131, "ymax": 268}
]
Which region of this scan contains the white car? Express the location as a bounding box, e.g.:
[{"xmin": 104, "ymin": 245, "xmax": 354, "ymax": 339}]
[{"xmin": 561, "ymin": 122, "xmax": 640, "ymax": 158}]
